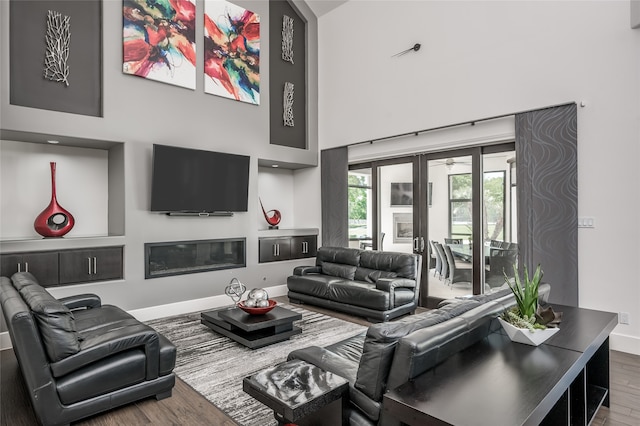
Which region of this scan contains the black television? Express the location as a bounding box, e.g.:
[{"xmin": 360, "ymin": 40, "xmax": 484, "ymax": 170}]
[{"xmin": 150, "ymin": 144, "xmax": 250, "ymax": 215}]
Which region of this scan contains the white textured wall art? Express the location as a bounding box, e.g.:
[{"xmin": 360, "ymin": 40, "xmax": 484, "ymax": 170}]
[
  {"xmin": 282, "ymin": 15, "xmax": 294, "ymax": 64},
  {"xmin": 44, "ymin": 10, "xmax": 71, "ymax": 86},
  {"xmin": 283, "ymin": 82, "xmax": 294, "ymax": 127}
]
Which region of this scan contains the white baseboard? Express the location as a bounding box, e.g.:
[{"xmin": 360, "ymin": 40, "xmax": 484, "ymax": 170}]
[
  {"xmin": 0, "ymin": 285, "xmax": 289, "ymax": 351},
  {"xmin": 610, "ymin": 332, "xmax": 640, "ymax": 356}
]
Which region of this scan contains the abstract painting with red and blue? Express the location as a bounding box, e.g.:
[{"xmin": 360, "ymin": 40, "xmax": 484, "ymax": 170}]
[
  {"xmin": 204, "ymin": 0, "xmax": 260, "ymax": 105},
  {"xmin": 123, "ymin": 0, "xmax": 196, "ymax": 90}
]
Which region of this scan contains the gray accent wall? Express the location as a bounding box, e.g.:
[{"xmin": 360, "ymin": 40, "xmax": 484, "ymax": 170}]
[
  {"xmin": 10, "ymin": 0, "xmax": 103, "ymax": 116},
  {"xmin": 321, "ymin": 147, "xmax": 348, "ymax": 247},
  {"xmin": 516, "ymin": 103, "xmax": 578, "ymax": 307}
]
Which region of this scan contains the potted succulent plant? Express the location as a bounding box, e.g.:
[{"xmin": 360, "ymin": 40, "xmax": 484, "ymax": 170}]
[{"xmin": 498, "ymin": 264, "xmax": 562, "ymax": 346}]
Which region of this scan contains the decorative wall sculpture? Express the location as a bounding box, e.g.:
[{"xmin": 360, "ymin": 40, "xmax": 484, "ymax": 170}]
[
  {"xmin": 204, "ymin": 0, "xmax": 260, "ymax": 105},
  {"xmin": 44, "ymin": 10, "xmax": 71, "ymax": 86},
  {"xmin": 10, "ymin": 0, "xmax": 103, "ymax": 116},
  {"xmin": 283, "ymin": 82, "xmax": 294, "ymax": 127},
  {"xmin": 281, "ymin": 15, "xmax": 294, "ymax": 64},
  {"xmin": 123, "ymin": 0, "xmax": 197, "ymax": 90}
]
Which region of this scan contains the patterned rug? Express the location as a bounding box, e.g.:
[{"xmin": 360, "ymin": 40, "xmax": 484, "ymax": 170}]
[{"xmin": 146, "ymin": 304, "xmax": 366, "ymax": 426}]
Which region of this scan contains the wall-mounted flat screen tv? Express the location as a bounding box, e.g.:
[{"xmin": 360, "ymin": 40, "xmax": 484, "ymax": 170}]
[{"xmin": 150, "ymin": 144, "xmax": 250, "ymax": 214}]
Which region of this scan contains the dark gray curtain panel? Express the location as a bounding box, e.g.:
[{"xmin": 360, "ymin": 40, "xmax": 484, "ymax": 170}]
[
  {"xmin": 321, "ymin": 147, "xmax": 348, "ymax": 248},
  {"xmin": 516, "ymin": 103, "xmax": 578, "ymax": 306}
]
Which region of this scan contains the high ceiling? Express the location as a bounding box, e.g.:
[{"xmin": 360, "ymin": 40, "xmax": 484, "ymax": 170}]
[{"xmin": 305, "ymin": 0, "xmax": 349, "ymax": 17}]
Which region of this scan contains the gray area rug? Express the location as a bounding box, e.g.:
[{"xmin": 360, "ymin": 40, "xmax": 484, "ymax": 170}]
[{"xmin": 146, "ymin": 304, "xmax": 366, "ymax": 426}]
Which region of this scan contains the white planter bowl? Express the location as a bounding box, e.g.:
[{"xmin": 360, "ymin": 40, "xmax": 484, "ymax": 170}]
[{"xmin": 498, "ymin": 317, "xmax": 560, "ymax": 346}]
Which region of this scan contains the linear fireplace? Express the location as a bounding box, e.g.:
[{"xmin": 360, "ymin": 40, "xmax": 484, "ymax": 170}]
[{"xmin": 144, "ymin": 238, "xmax": 246, "ymax": 279}]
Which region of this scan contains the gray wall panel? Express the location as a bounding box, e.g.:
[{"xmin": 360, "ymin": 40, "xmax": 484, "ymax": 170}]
[
  {"xmin": 516, "ymin": 103, "xmax": 578, "ymax": 306},
  {"xmin": 321, "ymin": 147, "xmax": 348, "ymax": 247}
]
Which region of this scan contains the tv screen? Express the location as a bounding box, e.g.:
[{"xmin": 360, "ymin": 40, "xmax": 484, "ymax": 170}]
[{"xmin": 150, "ymin": 144, "xmax": 250, "ymax": 213}]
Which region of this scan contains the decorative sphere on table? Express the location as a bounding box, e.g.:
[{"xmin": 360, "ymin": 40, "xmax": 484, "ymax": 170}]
[
  {"xmin": 256, "ymin": 299, "xmax": 270, "ymax": 308},
  {"xmin": 247, "ymin": 288, "xmax": 269, "ymax": 301}
]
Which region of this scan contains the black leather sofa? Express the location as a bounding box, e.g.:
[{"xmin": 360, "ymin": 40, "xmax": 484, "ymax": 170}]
[
  {"xmin": 287, "ymin": 247, "xmax": 422, "ymax": 322},
  {"xmin": 0, "ymin": 272, "xmax": 176, "ymax": 426},
  {"xmin": 287, "ymin": 284, "xmax": 551, "ymax": 426}
]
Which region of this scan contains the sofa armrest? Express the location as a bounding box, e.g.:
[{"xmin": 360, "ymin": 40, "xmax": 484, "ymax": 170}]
[
  {"xmin": 50, "ymin": 323, "xmax": 160, "ymax": 379},
  {"xmin": 375, "ymin": 278, "xmax": 416, "ymax": 292},
  {"xmin": 293, "ymin": 265, "xmax": 322, "ymax": 276},
  {"xmin": 58, "ymin": 294, "xmax": 102, "ymax": 311}
]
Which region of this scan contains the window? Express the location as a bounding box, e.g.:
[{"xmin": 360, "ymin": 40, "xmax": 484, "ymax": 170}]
[
  {"xmin": 348, "ymin": 169, "xmax": 372, "ymax": 248},
  {"xmin": 449, "ymin": 174, "xmax": 472, "ymax": 240}
]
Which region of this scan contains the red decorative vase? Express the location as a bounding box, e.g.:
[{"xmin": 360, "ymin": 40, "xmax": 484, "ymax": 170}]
[{"xmin": 34, "ymin": 162, "xmax": 75, "ymax": 238}]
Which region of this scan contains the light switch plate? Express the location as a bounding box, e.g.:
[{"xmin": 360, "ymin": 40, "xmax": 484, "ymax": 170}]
[{"xmin": 578, "ymin": 217, "xmax": 595, "ymax": 228}]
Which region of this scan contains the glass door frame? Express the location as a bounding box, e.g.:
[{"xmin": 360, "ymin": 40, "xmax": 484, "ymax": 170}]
[{"xmin": 349, "ymin": 142, "xmax": 515, "ymax": 307}]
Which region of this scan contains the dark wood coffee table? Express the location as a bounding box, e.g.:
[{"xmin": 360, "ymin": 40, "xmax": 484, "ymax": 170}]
[{"xmin": 201, "ymin": 305, "xmax": 302, "ymax": 349}]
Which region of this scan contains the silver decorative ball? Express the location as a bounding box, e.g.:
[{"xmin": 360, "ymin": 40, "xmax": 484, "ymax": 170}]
[
  {"xmin": 247, "ymin": 288, "xmax": 269, "ymax": 301},
  {"xmin": 244, "ymin": 298, "xmax": 257, "ymax": 307},
  {"xmin": 256, "ymin": 299, "xmax": 270, "ymax": 308}
]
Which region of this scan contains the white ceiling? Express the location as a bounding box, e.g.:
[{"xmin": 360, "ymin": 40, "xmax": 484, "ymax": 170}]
[{"xmin": 305, "ymin": 0, "xmax": 350, "ymax": 17}]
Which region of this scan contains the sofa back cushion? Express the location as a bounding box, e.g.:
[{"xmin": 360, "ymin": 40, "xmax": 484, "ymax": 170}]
[
  {"xmin": 11, "ymin": 271, "xmax": 39, "ymax": 290},
  {"xmin": 354, "ymin": 308, "xmax": 451, "ymax": 401},
  {"xmin": 321, "ymin": 262, "xmax": 357, "ymax": 280},
  {"xmin": 358, "ymin": 250, "xmax": 419, "ymax": 280},
  {"xmin": 17, "ymin": 281, "xmax": 80, "ymax": 362},
  {"xmin": 316, "ymin": 246, "xmax": 361, "ymax": 267}
]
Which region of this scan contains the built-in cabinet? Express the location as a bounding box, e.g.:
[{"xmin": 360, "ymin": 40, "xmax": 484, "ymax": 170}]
[
  {"xmin": 259, "ymin": 235, "xmax": 317, "ymax": 263},
  {"xmin": 1, "ymin": 246, "xmax": 123, "ymax": 287},
  {"xmin": 0, "ymin": 251, "xmax": 59, "ymax": 286},
  {"xmin": 59, "ymin": 246, "xmax": 124, "ymax": 285}
]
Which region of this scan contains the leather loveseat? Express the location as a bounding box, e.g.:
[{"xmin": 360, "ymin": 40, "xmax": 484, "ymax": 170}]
[
  {"xmin": 0, "ymin": 272, "xmax": 176, "ymax": 426},
  {"xmin": 287, "ymin": 247, "xmax": 422, "ymax": 322},
  {"xmin": 287, "ymin": 284, "xmax": 551, "ymax": 426}
]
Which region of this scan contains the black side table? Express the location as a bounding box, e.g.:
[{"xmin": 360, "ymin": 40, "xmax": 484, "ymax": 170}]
[{"xmin": 243, "ymin": 359, "xmax": 349, "ymax": 426}]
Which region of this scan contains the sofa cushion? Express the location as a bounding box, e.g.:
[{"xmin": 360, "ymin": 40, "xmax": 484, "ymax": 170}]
[
  {"xmin": 316, "ymin": 246, "xmax": 361, "ymax": 266},
  {"xmin": 354, "ymin": 267, "xmax": 398, "ymax": 283},
  {"xmin": 321, "ymin": 262, "xmax": 357, "ymax": 280},
  {"xmin": 359, "ymin": 250, "xmax": 418, "ymax": 279},
  {"xmin": 11, "ymin": 271, "xmax": 39, "ymax": 290},
  {"xmin": 19, "ymin": 285, "xmax": 80, "ymax": 362},
  {"xmin": 354, "ymin": 309, "xmax": 452, "ymax": 401},
  {"xmin": 328, "ymin": 281, "xmax": 389, "ymax": 310}
]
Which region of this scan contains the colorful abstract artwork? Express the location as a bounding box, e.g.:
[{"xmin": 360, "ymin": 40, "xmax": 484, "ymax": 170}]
[
  {"xmin": 204, "ymin": 1, "xmax": 260, "ymax": 104},
  {"xmin": 123, "ymin": 0, "xmax": 196, "ymax": 89}
]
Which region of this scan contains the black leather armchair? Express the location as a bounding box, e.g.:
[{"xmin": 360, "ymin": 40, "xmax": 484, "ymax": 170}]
[{"xmin": 0, "ymin": 272, "xmax": 176, "ymax": 426}]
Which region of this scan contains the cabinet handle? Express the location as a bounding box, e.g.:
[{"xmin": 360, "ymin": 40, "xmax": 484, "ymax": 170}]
[
  {"xmin": 273, "ymin": 244, "xmax": 277, "ymax": 256},
  {"xmin": 88, "ymin": 258, "xmax": 92, "ymax": 275},
  {"xmin": 276, "ymin": 244, "xmax": 280, "ymax": 256},
  {"xmin": 302, "ymin": 241, "xmax": 308, "ymax": 254},
  {"xmin": 93, "ymin": 257, "xmax": 97, "ymax": 275},
  {"xmin": 24, "ymin": 262, "xmax": 29, "ymax": 273},
  {"xmin": 17, "ymin": 263, "xmax": 21, "ymax": 273}
]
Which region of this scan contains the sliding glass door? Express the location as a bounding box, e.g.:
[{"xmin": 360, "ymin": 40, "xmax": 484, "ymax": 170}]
[{"xmin": 348, "ymin": 143, "xmax": 515, "ymax": 308}]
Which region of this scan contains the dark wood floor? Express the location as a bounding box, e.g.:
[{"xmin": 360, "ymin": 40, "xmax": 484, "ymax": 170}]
[{"xmin": 2, "ymin": 298, "xmax": 639, "ymax": 426}]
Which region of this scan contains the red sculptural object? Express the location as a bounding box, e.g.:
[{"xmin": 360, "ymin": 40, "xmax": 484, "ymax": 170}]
[
  {"xmin": 34, "ymin": 162, "xmax": 75, "ymax": 238},
  {"xmin": 260, "ymin": 198, "xmax": 281, "ymax": 228}
]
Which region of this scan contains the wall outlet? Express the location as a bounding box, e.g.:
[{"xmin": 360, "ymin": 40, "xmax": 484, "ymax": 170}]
[
  {"xmin": 578, "ymin": 217, "xmax": 595, "ymax": 228},
  {"xmin": 619, "ymin": 312, "xmax": 630, "ymax": 325}
]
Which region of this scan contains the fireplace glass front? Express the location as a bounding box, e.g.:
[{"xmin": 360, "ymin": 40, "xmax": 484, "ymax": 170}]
[{"xmin": 145, "ymin": 238, "xmax": 246, "ymax": 279}]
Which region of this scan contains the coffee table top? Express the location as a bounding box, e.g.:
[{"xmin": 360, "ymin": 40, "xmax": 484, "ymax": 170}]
[{"xmin": 201, "ymin": 305, "xmax": 302, "ymax": 332}]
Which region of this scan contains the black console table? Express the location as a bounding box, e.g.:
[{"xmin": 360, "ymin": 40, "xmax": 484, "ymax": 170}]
[{"xmin": 383, "ymin": 305, "xmax": 618, "ymax": 426}]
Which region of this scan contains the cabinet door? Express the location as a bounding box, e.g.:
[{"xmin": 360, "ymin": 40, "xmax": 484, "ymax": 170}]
[
  {"xmin": 90, "ymin": 247, "xmax": 124, "ymax": 282},
  {"xmin": 59, "ymin": 247, "xmax": 123, "ymax": 285},
  {"xmin": 1, "ymin": 252, "xmax": 59, "ymax": 287},
  {"xmin": 291, "ymin": 236, "xmax": 318, "ymax": 259},
  {"xmin": 259, "ymin": 238, "xmax": 291, "ymax": 263}
]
